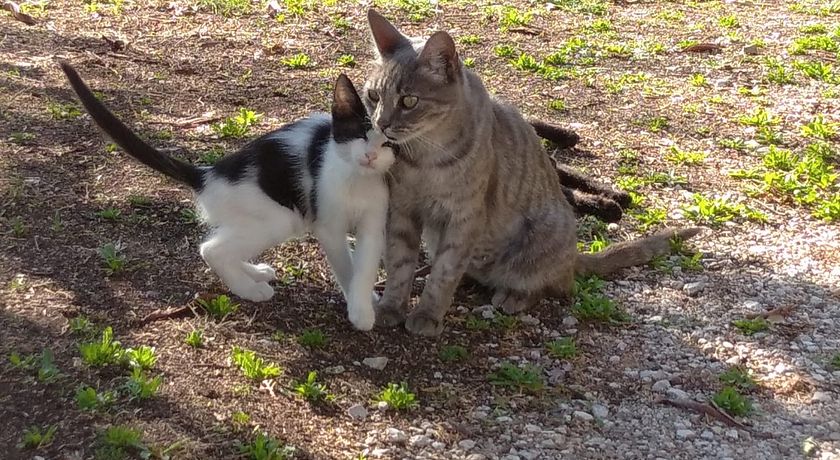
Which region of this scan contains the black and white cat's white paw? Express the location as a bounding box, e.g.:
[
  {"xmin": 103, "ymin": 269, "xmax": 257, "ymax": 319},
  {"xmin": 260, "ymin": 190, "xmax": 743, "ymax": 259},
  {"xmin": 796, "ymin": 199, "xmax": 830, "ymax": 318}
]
[
  {"xmin": 232, "ymin": 281, "xmax": 275, "ymax": 302},
  {"xmin": 347, "ymin": 302, "xmax": 375, "ymax": 331},
  {"xmin": 243, "ymin": 263, "xmax": 277, "ymax": 282}
]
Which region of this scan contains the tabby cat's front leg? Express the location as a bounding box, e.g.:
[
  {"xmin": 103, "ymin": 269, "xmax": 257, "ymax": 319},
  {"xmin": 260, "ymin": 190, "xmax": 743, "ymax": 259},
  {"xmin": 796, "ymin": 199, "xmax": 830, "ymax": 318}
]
[
  {"xmin": 405, "ymin": 222, "xmax": 475, "ymax": 336},
  {"xmin": 377, "ymin": 206, "xmax": 422, "ymax": 327}
]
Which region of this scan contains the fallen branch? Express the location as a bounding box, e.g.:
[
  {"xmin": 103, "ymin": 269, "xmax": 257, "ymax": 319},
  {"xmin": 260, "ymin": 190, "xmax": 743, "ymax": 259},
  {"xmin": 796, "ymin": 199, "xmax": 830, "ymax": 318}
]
[
  {"xmin": 657, "ymin": 397, "xmax": 747, "ymax": 429},
  {"xmin": 172, "ymin": 111, "xmax": 222, "ymax": 128},
  {"xmin": 744, "ymin": 304, "xmax": 795, "ymax": 320},
  {"xmin": 3, "ymin": 1, "xmax": 36, "ymax": 25},
  {"xmin": 374, "ymin": 264, "xmax": 431, "ymax": 289},
  {"xmin": 681, "ymin": 43, "xmax": 723, "ymax": 53},
  {"xmin": 138, "ymin": 305, "xmax": 194, "ymax": 325}
]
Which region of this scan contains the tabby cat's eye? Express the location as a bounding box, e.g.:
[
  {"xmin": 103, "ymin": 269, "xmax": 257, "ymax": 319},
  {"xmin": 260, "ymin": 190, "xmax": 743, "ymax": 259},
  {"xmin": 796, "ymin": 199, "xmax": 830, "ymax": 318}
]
[
  {"xmin": 368, "ymin": 89, "xmax": 380, "ymax": 102},
  {"xmin": 400, "ymin": 95, "xmax": 419, "ymax": 109}
]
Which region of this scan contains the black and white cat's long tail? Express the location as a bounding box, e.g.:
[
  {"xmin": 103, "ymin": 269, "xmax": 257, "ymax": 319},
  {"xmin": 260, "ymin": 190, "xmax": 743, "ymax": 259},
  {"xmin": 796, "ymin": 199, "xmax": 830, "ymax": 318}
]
[{"xmin": 60, "ymin": 61, "xmax": 205, "ymax": 190}]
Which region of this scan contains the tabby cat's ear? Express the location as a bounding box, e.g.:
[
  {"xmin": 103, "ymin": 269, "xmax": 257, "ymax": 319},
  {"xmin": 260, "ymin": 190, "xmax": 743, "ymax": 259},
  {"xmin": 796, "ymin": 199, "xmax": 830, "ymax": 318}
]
[
  {"xmin": 417, "ymin": 31, "xmax": 460, "ymax": 83},
  {"xmin": 367, "ymin": 9, "xmax": 411, "ymax": 59}
]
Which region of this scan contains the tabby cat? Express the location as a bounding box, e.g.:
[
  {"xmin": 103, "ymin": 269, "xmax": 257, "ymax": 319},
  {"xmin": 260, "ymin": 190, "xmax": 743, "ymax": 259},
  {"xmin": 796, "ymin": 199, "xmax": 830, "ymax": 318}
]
[{"xmin": 364, "ymin": 10, "xmax": 699, "ymax": 336}]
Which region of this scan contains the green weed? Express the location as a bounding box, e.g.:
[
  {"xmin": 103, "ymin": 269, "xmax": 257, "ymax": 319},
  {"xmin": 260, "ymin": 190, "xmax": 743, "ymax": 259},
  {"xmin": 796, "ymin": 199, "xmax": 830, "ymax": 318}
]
[
  {"xmin": 297, "ymin": 328, "xmax": 327, "ymax": 349},
  {"xmin": 99, "ymin": 243, "xmax": 126, "ymax": 275},
  {"xmin": 546, "ymin": 337, "xmax": 577, "ymax": 359},
  {"xmin": 197, "ymin": 294, "xmax": 239, "ymax": 321},
  {"xmin": 184, "ymin": 329, "xmax": 204, "ymax": 348},
  {"xmin": 336, "ymin": 54, "xmax": 355, "ymax": 67},
  {"xmin": 47, "ymin": 101, "xmax": 81, "ymax": 120},
  {"xmin": 438, "ymin": 345, "xmax": 469, "ymax": 363},
  {"xmin": 463, "ymin": 57, "xmax": 476, "ymax": 68},
  {"xmin": 238, "ymin": 430, "xmax": 295, "ymax": 460},
  {"xmin": 18, "ymin": 425, "xmax": 57, "ymax": 449},
  {"xmin": 493, "ymin": 44, "xmax": 517, "ymax": 58},
  {"xmin": 681, "ymin": 194, "xmax": 766, "ymax": 227},
  {"xmin": 801, "ymin": 115, "xmax": 838, "ymax": 139},
  {"xmin": 756, "ymin": 126, "xmax": 784, "ymax": 146},
  {"xmin": 690, "ymin": 73, "xmax": 708, "ymax": 87},
  {"xmin": 124, "ymin": 368, "xmax": 162, "ymax": 400},
  {"xmin": 76, "ymin": 385, "xmax": 117, "ymax": 411},
  {"xmin": 631, "ymin": 207, "xmax": 666, "ymax": 231},
  {"xmin": 125, "ymin": 345, "xmax": 157, "ymax": 370},
  {"xmin": 10, "ymin": 132, "xmax": 35, "ymax": 144},
  {"xmin": 231, "ymin": 347, "xmax": 282, "ymax": 381},
  {"xmin": 459, "ymin": 34, "xmax": 481, "ymax": 45},
  {"xmin": 764, "ymin": 58, "xmax": 797, "ymax": 85},
  {"xmin": 665, "ymin": 146, "xmax": 706, "ymax": 165},
  {"xmin": 198, "ymin": 0, "xmax": 251, "ymax": 16},
  {"xmin": 738, "ymin": 107, "xmax": 780, "ymax": 127},
  {"xmin": 511, "ymin": 53, "xmax": 541, "ymax": 72},
  {"xmin": 10, "ymin": 217, "xmax": 26, "ymax": 237},
  {"xmin": 213, "ymin": 108, "xmax": 262, "ymax": 139},
  {"xmin": 719, "ymin": 366, "xmax": 757, "ymax": 391},
  {"xmin": 281, "ymin": 53, "xmax": 311, "ymax": 69},
  {"xmin": 495, "ymin": 6, "xmax": 532, "ymax": 31},
  {"xmin": 465, "ymin": 315, "xmax": 491, "ymax": 331},
  {"xmin": 572, "ymin": 276, "xmax": 628, "ymax": 323},
  {"xmin": 79, "ymin": 327, "xmax": 126, "ymax": 368},
  {"xmin": 199, "ymin": 147, "xmax": 225, "ymax": 165},
  {"xmin": 95, "ymin": 425, "xmax": 147, "ymax": 460},
  {"xmin": 293, "ymin": 371, "xmax": 334, "ymax": 403},
  {"xmin": 789, "ymin": 34, "xmax": 839, "ymax": 54},
  {"xmin": 488, "ymin": 361, "xmax": 544, "ymax": 393},
  {"xmin": 231, "ymin": 411, "xmax": 251, "ymax": 429},
  {"xmin": 732, "ymin": 317, "xmax": 769, "ymax": 335},
  {"xmin": 713, "ymin": 386, "xmax": 752, "ymax": 416},
  {"xmin": 377, "ymin": 382, "xmax": 417, "ymax": 410},
  {"xmin": 547, "ymin": 0, "xmax": 608, "ymax": 16},
  {"xmin": 718, "ymin": 14, "xmax": 740, "ymax": 29},
  {"xmin": 548, "ymin": 99, "xmax": 567, "ymax": 111},
  {"xmin": 794, "ymin": 60, "xmax": 836, "ymax": 82}
]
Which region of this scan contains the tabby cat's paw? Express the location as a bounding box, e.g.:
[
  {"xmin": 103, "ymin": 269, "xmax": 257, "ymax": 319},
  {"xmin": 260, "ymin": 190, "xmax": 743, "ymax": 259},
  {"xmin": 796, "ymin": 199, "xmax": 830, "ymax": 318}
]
[
  {"xmin": 405, "ymin": 310, "xmax": 444, "ymax": 337},
  {"xmin": 374, "ymin": 302, "xmax": 406, "ymax": 327},
  {"xmin": 492, "ymin": 289, "xmax": 535, "ymax": 315}
]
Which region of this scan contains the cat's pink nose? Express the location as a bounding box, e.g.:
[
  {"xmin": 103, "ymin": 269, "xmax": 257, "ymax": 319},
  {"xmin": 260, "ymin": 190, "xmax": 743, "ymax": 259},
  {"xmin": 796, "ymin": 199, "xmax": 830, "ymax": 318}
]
[{"xmin": 365, "ymin": 151, "xmax": 378, "ymax": 162}]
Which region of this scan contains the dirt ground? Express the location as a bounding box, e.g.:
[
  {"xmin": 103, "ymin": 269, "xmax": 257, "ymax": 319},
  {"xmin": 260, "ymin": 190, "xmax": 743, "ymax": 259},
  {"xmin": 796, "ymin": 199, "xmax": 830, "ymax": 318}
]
[{"xmin": 1, "ymin": 0, "xmax": 839, "ymax": 459}]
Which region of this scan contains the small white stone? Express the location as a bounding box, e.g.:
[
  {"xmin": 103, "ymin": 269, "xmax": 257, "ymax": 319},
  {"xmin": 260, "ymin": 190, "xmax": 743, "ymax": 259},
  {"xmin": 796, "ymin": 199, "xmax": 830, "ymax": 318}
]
[
  {"xmin": 676, "ymin": 429, "xmax": 695, "ymax": 439},
  {"xmin": 666, "ymin": 388, "xmax": 690, "ymax": 400},
  {"xmin": 384, "ymin": 427, "xmax": 407, "ymax": 444},
  {"xmin": 370, "ymin": 447, "xmax": 390, "ymax": 458},
  {"xmin": 682, "ymin": 282, "xmax": 705, "ymax": 296},
  {"xmin": 495, "ymin": 415, "xmax": 513, "ymax": 423},
  {"xmin": 377, "ymin": 401, "xmax": 389, "ymax": 411},
  {"xmin": 652, "ymin": 379, "xmax": 672, "ymax": 392},
  {"xmin": 458, "ymin": 439, "xmax": 476, "ymax": 450},
  {"xmin": 409, "ymin": 434, "xmax": 431, "ymax": 448},
  {"xmin": 323, "ymin": 365, "xmax": 345, "ymax": 374},
  {"xmin": 363, "ymin": 357, "xmax": 389, "ymax": 370},
  {"xmin": 524, "ymin": 424, "xmax": 542, "ymax": 432},
  {"xmin": 812, "ymin": 391, "xmax": 832, "ymax": 403},
  {"xmin": 562, "ymin": 316, "xmax": 578, "ymax": 327},
  {"xmin": 466, "ymin": 454, "xmax": 487, "ymax": 460},
  {"xmin": 519, "ymin": 314, "xmax": 540, "ymax": 326},
  {"xmin": 592, "ymin": 404, "xmax": 609, "ymax": 419},
  {"xmin": 347, "ymin": 403, "xmax": 368, "ymax": 421},
  {"xmin": 431, "ymin": 441, "xmax": 446, "ymax": 450},
  {"xmin": 573, "ymin": 410, "xmax": 594, "ymax": 422},
  {"xmin": 725, "ymin": 429, "xmax": 739, "ymax": 440},
  {"xmin": 433, "ymin": 371, "xmax": 443, "ymax": 379}
]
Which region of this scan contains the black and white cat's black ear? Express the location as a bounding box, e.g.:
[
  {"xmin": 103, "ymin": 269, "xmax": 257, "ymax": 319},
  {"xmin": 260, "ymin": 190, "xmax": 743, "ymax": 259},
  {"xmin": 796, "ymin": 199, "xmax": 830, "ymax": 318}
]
[
  {"xmin": 367, "ymin": 9, "xmax": 411, "ymax": 59},
  {"xmin": 332, "ymin": 74, "xmax": 367, "ymax": 141},
  {"xmin": 417, "ymin": 31, "xmax": 461, "ymax": 83}
]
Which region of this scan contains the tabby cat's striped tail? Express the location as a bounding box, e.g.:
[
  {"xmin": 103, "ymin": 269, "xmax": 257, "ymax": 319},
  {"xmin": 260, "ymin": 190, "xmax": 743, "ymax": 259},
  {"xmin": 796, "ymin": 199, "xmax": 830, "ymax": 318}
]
[{"xmin": 575, "ymin": 227, "xmax": 702, "ymax": 277}]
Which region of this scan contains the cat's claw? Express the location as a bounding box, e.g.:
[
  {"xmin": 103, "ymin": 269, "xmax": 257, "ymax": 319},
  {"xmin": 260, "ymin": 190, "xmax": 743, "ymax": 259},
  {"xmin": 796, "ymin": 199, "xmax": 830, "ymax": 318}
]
[
  {"xmin": 234, "ymin": 281, "xmax": 275, "ymax": 302},
  {"xmin": 405, "ymin": 309, "xmax": 444, "ymax": 337}
]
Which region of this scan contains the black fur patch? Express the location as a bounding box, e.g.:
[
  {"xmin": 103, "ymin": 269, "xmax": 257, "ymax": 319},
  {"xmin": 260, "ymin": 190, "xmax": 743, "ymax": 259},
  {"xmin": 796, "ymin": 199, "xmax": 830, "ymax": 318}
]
[{"xmin": 306, "ymin": 120, "xmax": 332, "ymax": 218}]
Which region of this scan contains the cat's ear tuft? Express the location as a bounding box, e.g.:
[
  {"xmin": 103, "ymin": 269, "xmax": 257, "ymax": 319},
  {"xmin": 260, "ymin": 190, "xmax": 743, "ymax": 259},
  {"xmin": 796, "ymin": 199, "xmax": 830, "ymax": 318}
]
[
  {"xmin": 417, "ymin": 31, "xmax": 460, "ymax": 83},
  {"xmin": 332, "ymin": 74, "xmax": 365, "ymax": 121},
  {"xmin": 368, "ymin": 9, "xmax": 411, "ymax": 59}
]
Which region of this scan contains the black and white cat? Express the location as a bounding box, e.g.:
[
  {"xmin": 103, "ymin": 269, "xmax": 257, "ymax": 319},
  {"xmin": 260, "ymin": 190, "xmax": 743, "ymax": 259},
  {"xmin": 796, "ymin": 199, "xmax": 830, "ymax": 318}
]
[{"xmin": 60, "ymin": 63, "xmax": 394, "ymax": 331}]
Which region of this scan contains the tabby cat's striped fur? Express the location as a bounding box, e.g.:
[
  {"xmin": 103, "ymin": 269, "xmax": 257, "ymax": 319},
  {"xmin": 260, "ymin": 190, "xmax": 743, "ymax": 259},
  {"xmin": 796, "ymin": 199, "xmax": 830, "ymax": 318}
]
[{"xmin": 365, "ymin": 10, "xmax": 699, "ymax": 336}]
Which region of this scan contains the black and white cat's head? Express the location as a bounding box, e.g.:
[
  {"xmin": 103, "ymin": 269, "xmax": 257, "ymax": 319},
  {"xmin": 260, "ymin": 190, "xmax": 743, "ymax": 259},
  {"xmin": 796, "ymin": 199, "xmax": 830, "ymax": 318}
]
[{"xmin": 331, "ymin": 74, "xmax": 395, "ymax": 175}]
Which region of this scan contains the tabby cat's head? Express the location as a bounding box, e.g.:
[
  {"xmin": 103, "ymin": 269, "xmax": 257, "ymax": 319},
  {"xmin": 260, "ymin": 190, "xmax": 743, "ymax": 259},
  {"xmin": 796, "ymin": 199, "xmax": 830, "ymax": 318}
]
[
  {"xmin": 332, "ymin": 73, "xmax": 395, "ymax": 174},
  {"xmin": 363, "ymin": 9, "xmax": 464, "ymax": 144}
]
